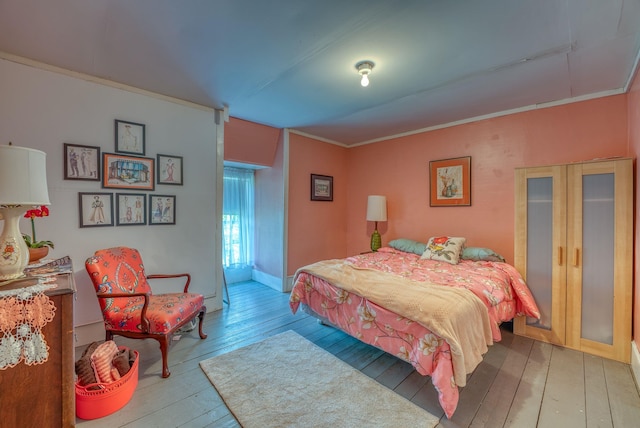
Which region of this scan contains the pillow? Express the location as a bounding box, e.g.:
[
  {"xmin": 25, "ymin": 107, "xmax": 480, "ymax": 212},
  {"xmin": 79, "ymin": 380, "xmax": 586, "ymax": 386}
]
[
  {"xmin": 420, "ymin": 236, "xmax": 466, "ymax": 264},
  {"xmin": 461, "ymin": 247, "xmax": 506, "ymax": 262},
  {"xmin": 388, "ymin": 238, "xmax": 427, "ymax": 255}
]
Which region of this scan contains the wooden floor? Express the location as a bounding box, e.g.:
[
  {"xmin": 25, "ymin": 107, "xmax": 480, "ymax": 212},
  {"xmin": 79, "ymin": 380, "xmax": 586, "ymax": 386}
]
[{"xmin": 76, "ymin": 281, "xmax": 640, "ymax": 428}]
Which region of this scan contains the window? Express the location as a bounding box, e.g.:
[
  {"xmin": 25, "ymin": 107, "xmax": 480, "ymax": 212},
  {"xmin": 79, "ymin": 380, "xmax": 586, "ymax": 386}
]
[{"xmin": 222, "ymin": 167, "xmax": 255, "ymax": 274}]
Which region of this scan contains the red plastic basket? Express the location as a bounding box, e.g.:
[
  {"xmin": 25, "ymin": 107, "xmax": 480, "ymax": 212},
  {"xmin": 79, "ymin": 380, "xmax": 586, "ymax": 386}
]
[{"xmin": 75, "ymin": 349, "xmax": 139, "ymax": 420}]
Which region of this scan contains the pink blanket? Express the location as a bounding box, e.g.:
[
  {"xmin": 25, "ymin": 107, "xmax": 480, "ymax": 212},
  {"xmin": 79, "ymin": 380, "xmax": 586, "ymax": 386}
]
[{"xmin": 289, "ymin": 247, "xmax": 540, "ymax": 418}]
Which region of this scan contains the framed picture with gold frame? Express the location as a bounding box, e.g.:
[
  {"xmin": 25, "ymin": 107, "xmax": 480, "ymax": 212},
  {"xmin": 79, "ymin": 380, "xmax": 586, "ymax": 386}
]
[{"xmin": 429, "ymin": 156, "xmax": 471, "ymax": 206}]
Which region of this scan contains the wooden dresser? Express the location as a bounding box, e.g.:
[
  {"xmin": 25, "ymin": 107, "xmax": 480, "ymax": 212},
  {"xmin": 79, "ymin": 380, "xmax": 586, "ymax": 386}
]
[{"xmin": 0, "ymin": 272, "xmax": 76, "ymax": 427}]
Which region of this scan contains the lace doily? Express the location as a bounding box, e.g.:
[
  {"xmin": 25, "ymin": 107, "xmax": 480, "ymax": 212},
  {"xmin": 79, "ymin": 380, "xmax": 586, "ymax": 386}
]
[{"xmin": 0, "ymin": 280, "xmax": 57, "ymax": 369}]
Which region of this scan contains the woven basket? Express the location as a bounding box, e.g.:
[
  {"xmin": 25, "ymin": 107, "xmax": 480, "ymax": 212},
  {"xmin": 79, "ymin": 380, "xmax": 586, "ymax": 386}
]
[{"xmin": 75, "ymin": 349, "xmax": 139, "ymax": 420}]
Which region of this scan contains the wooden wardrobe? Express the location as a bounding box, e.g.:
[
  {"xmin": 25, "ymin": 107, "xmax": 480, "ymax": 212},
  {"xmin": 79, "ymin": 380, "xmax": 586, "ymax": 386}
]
[{"xmin": 513, "ymin": 158, "xmax": 633, "ymax": 363}]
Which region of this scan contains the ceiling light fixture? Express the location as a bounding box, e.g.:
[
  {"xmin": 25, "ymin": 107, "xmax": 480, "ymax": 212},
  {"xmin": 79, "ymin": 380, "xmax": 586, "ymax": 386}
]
[{"xmin": 356, "ymin": 61, "xmax": 374, "ymax": 87}]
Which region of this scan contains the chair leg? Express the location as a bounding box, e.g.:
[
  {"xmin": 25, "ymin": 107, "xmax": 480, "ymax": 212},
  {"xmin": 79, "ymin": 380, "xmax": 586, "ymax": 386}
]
[
  {"xmin": 198, "ymin": 308, "xmax": 208, "ymax": 339},
  {"xmin": 157, "ymin": 336, "xmax": 171, "ymax": 378}
]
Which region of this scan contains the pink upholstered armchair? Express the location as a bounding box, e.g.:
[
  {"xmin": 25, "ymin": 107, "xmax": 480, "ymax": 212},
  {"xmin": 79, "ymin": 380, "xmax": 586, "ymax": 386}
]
[{"xmin": 85, "ymin": 246, "xmax": 207, "ymax": 378}]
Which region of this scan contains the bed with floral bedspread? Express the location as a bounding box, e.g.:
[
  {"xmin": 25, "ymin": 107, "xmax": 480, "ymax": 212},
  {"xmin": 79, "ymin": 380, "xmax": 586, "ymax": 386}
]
[{"xmin": 289, "ymin": 245, "xmax": 540, "ymax": 418}]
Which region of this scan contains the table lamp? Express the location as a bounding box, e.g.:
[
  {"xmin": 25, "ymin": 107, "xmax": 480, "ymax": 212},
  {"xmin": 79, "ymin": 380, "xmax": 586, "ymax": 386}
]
[
  {"xmin": 0, "ymin": 144, "xmax": 50, "ymax": 281},
  {"xmin": 366, "ymin": 195, "xmax": 387, "ymax": 252}
]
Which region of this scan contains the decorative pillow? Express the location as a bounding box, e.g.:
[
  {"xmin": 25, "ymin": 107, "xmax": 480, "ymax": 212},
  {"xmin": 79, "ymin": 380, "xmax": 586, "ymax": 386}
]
[
  {"xmin": 388, "ymin": 238, "xmax": 427, "ymax": 255},
  {"xmin": 461, "ymin": 247, "xmax": 506, "ymax": 262},
  {"xmin": 420, "ymin": 236, "xmax": 466, "ymax": 264}
]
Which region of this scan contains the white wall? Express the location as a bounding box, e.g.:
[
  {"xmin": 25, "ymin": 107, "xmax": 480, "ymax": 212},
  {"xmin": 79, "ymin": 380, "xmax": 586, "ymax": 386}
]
[{"xmin": 0, "ymin": 58, "xmax": 222, "ymax": 344}]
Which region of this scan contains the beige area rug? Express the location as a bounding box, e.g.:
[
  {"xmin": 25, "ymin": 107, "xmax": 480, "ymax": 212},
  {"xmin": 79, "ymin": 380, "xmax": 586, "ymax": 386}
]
[{"xmin": 199, "ymin": 330, "xmax": 439, "ymax": 428}]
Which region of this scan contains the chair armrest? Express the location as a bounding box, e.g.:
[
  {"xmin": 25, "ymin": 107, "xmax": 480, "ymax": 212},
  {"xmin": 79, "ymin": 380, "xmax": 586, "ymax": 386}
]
[
  {"xmin": 95, "ymin": 291, "xmax": 152, "ymax": 333},
  {"xmin": 147, "ymin": 273, "xmax": 192, "ymax": 293}
]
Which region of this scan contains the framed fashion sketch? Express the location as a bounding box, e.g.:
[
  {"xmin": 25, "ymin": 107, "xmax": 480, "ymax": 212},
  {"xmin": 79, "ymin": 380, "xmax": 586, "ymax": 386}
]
[
  {"xmin": 149, "ymin": 194, "xmax": 176, "ymax": 225},
  {"xmin": 78, "ymin": 192, "xmax": 114, "ymax": 227},
  {"xmin": 116, "ymin": 193, "xmax": 147, "ymax": 226},
  {"xmin": 64, "ymin": 143, "xmax": 100, "ymax": 181},
  {"xmin": 157, "ymin": 154, "xmax": 183, "ymax": 185},
  {"xmin": 115, "ymin": 119, "xmax": 145, "ymax": 155}
]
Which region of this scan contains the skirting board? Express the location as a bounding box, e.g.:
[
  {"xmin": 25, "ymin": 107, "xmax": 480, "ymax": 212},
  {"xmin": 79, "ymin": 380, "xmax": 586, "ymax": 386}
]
[
  {"xmin": 633, "ymin": 341, "xmax": 640, "ymax": 390},
  {"xmin": 252, "ymin": 269, "xmax": 286, "ymax": 292},
  {"xmin": 73, "ymin": 295, "xmax": 218, "ymax": 347}
]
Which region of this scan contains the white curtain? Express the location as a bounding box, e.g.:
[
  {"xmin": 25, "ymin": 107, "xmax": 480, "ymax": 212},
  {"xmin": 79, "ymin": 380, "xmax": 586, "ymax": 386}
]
[{"xmin": 222, "ymin": 167, "xmax": 255, "ymax": 272}]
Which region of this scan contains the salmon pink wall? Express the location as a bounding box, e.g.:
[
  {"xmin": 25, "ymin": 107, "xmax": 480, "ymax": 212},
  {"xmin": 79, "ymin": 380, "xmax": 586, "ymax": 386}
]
[
  {"xmin": 225, "ymin": 116, "xmax": 280, "ymax": 167},
  {"xmin": 627, "ymin": 70, "xmax": 640, "ymax": 352},
  {"xmin": 287, "ymin": 133, "xmax": 348, "ymax": 275},
  {"xmin": 345, "ymin": 96, "xmax": 630, "ymax": 262}
]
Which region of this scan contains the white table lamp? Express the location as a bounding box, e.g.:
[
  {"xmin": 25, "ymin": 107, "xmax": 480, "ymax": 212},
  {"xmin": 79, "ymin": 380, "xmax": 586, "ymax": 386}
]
[
  {"xmin": 0, "ymin": 144, "xmax": 50, "ymax": 281},
  {"xmin": 366, "ymin": 195, "xmax": 387, "ymax": 252}
]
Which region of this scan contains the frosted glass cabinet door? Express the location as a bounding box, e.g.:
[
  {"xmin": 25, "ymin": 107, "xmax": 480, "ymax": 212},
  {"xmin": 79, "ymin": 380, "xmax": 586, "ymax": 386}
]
[
  {"xmin": 514, "ymin": 165, "xmax": 566, "ymax": 345},
  {"xmin": 565, "ymin": 160, "xmax": 632, "ymax": 363}
]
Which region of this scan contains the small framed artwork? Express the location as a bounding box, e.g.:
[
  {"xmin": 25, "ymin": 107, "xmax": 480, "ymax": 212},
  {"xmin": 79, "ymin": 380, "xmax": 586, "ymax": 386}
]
[
  {"xmin": 157, "ymin": 154, "xmax": 183, "ymax": 185},
  {"xmin": 149, "ymin": 195, "xmax": 176, "ymax": 225},
  {"xmin": 102, "ymin": 152, "xmax": 155, "ymax": 191},
  {"xmin": 116, "ymin": 193, "xmax": 147, "ymax": 226},
  {"xmin": 310, "ymin": 174, "xmax": 333, "ymax": 201},
  {"xmin": 78, "ymin": 192, "xmax": 114, "ymax": 227},
  {"xmin": 64, "ymin": 143, "xmax": 100, "ymax": 181},
  {"xmin": 115, "ymin": 119, "xmax": 146, "ymax": 155},
  {"xmin": 429, "ymin": 156, "xmax": 471, "ymax": 207}
]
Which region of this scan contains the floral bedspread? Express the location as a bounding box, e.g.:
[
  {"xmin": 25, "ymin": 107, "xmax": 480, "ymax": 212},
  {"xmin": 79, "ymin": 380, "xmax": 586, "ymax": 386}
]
[{"xmin": 289, "ymin": 247, "xmax": 540, "ymax": 418}]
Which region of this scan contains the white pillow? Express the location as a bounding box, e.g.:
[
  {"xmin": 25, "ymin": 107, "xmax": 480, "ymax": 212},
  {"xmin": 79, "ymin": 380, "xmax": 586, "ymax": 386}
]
[{"xmin": 421, "ymin": 236, "xmax": 466, "ymax": 265}]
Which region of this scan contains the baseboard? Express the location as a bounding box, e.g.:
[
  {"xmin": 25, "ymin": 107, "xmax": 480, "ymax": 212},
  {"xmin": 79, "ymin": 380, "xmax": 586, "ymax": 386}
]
[
  {"xmin": 252, "ymin": 269, "xmax": 285, "ymax": 292},
  {"xmin": 632, "ymin": 341, "xmax": 640, "ymax": 390}
]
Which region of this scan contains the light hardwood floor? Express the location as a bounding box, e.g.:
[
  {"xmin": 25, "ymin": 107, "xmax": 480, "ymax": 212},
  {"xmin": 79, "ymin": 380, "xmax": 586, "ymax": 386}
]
[{"xmin": 76, "ymin": 281, "xmax": 640, "ymax": 428}]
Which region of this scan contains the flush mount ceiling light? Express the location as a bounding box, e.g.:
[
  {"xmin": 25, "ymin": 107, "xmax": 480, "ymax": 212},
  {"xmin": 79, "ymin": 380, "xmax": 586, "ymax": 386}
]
[{"xmin": 356, "ymin": 60, "xmax": 374, "ymax": 87}]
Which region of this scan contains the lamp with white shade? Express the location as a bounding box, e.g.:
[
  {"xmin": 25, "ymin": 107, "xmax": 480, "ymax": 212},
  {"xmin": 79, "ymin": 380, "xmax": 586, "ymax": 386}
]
[
  {"xmin": 366, "ymin": 195, "xmax": 387, "ymax": 252},
  {"xmin": 0, "ymin": 144, "xmax": 50, "ymax": 281}
]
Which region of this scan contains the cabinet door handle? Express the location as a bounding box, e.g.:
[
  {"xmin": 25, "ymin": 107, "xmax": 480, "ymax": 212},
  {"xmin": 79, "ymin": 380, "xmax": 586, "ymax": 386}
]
[
  {"xmin": 558, "ymin": 246, "xmax": 563, "ymax": 265},
  {"xmin": 573, "ymin": 248, "xmax": 580, "ymax": 267}
]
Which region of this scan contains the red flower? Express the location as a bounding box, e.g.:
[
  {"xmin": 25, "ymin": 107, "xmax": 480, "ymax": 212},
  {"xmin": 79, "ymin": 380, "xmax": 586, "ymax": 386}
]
[{"xmin": 433, "ymin": 237, "xmax": 448, "ymax": 245}]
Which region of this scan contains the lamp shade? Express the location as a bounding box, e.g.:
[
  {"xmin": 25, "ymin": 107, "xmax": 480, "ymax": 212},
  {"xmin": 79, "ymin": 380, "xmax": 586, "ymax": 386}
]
[
  {"xmin": 366, "ymin": 195, "xmax": 387, "ymax": 222},
  {"xmin": 0, "ymin": 145, "xmax": 50, "ymax": 206}
]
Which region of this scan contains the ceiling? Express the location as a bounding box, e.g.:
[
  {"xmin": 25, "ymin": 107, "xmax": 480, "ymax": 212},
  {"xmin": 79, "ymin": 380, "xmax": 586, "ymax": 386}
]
[{"xmin": 1, "ymin": 0, "xmax": 639, "ymax": 146}]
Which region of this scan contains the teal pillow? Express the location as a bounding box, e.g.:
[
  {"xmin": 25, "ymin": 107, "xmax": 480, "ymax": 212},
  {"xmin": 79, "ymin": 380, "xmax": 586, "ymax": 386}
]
[
  {"xmin": 388, "ymin": 239, "xmax": 427, "ymax": 255},
  {"xmin": 461, "ymin": 247, "xmax": 505, "ymax": 262}
]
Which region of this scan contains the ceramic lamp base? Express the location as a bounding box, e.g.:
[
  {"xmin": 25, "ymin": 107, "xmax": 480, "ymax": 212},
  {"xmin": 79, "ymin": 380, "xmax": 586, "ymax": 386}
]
[
  {"xmin": 370, "ymin": 229, "xmax": 382, "ymax": 252},
  {"xmin": 0, "ymin": 206, "xmax": 29, "ymax": 281}
]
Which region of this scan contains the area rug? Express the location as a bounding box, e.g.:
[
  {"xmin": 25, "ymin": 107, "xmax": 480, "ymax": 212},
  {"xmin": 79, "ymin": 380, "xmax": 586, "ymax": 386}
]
[{"xmin": 199, "ymin": 330, "xmax": 439, "ymax": 428}]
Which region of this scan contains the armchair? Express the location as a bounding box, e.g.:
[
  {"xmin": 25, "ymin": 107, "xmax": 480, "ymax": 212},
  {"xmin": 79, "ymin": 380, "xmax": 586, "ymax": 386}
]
[{"xmin": 85, "ymin": 246, "xmax": 207, "ymax": 378}]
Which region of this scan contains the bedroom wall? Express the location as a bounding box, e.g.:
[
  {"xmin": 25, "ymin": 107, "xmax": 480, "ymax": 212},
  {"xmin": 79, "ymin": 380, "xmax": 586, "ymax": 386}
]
[
  {"xmin": 0, "ymin": 57, "xmax": 222, "ymax": 345},
  {"xmin": 344, "ymin": 95, "xmax": 630, "ymax": 263},
  {"xmin": 287, "ymin": 133, "xmax": 348, "ymax": 276},
  {"xmin": 627, "ymin": 68, "xmax": 640, "ymax": 358}
]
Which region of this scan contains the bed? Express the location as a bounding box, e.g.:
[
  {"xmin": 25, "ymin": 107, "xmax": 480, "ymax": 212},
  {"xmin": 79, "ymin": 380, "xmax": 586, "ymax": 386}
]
[{"xmin": 289, "ymin": 238, "xmax": 540, "ymax": 418}]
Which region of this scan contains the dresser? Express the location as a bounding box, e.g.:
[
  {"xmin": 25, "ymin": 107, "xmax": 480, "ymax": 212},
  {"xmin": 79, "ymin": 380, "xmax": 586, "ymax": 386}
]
[{"xmin": 0, "ymin": 271, "xmax": 76, "ymax": 427}]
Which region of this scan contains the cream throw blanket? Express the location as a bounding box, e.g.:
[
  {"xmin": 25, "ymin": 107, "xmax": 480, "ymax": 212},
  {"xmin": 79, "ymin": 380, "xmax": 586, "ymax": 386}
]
[{"xmin": 296, "ymin": 259, "xmax": 494, "ymax": 387}]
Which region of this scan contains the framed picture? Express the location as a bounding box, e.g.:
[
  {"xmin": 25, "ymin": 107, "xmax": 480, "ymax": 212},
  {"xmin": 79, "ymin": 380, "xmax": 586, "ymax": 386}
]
[
  {"xmin": 429, "ymin": 156, "xmax": 471, "ymax": 207},
  {"xmin": 102, "ymin": 152, "xmax": 155, "ymax": 191},
  {"xmin": 157, "ymin": 154, "xmax": 183, "ymax": 185},
  {"xmin": 149, "ymin": 195, "xmax": 176, "ymax": 225},
  {"xmin": 115, "ymin": 119, "xmax": 145, "ymax": 155},
  {"xmin": 310, "ymin": 174, "xmax": 333, "ymax": 201},
  {"xmin": 116, "ymin": 193, "xmax": 147, "ymax": 226},
  {"xmin": 78, "ymin": 192, "xmax": 114, "ymax": 227},
  {"xmin": 64, "ymin": 143, "xmax": 100, "ymax": 181}
]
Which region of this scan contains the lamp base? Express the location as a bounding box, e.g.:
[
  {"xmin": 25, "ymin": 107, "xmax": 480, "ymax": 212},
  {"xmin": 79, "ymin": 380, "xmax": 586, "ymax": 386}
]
[
  {"xmin": 0, "ymin": 206, "xmax": 29, "ymax": 281},
  {"xmin": 370, "ymin": 229, "xmax": 382, "ymax": 252}
]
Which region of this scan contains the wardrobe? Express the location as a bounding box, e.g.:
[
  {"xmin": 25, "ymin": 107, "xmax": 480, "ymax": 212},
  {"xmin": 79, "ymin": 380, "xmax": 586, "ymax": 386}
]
[{"xmin": 513, "ymin": 158, "xmax": 632, "ymax": 363}]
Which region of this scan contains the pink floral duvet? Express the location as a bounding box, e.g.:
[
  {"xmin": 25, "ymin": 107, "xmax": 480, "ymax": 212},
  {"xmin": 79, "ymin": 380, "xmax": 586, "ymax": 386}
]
[{"xmin": 289, "ymin": 247, "xmax": 540, "ymax": 418}]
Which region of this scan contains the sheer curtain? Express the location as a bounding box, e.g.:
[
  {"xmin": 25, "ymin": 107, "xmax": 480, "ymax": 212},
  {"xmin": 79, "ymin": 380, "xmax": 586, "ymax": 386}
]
[{"xmin": 222, "ymin": 167, "xmax": 255, "ymax": 281}]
